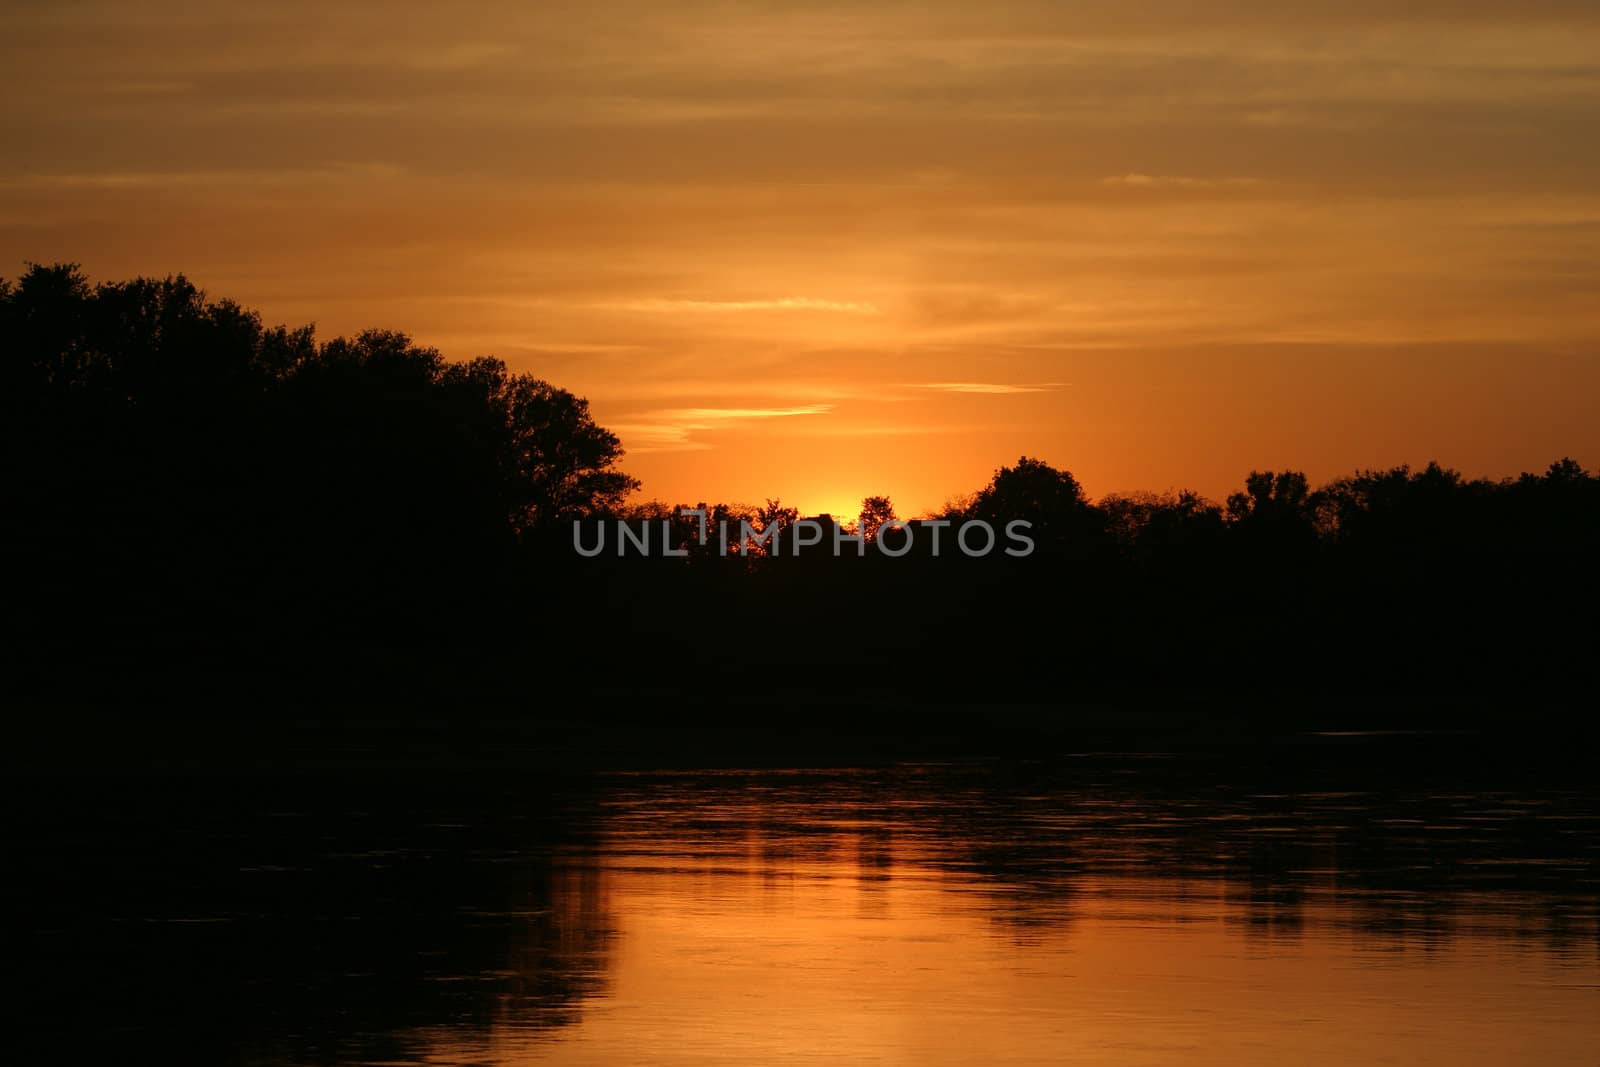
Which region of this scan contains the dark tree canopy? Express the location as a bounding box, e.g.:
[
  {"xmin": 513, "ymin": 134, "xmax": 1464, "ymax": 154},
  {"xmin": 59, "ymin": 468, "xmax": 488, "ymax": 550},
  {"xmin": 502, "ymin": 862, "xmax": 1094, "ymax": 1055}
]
[
  {"xmin": 857, "ymin": 495, "xmax": 896, "ymax": 542},
  {"xmin": 971, "ymin": 456, "xmax": 1086, "ymax": 522},
  {"xmin": 2, "ymin": 264, "xmax": 638, "ymax": 702},
  {"xmin": 967, "ymin": 456, "xmax": 1103, "ymax": 555},
  {"xmin": 1, "ymin": 263, "xmax": 637, "ymax": 536},
  {"xmin": 3, "ymin": 265, "xmax": 1597, "ymax": 718}
]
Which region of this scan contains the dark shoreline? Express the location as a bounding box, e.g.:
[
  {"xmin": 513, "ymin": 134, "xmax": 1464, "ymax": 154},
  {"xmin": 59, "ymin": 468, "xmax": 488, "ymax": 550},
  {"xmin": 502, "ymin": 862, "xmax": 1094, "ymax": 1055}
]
[{"xmin": 9, "ymin": 701, "xmax": 1597, "ymax": 777}]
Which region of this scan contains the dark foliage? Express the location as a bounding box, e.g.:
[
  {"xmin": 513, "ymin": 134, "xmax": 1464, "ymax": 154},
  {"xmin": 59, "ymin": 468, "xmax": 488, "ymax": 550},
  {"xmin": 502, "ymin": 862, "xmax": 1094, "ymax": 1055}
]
[
  {"xmin": 2, "ymin": 265, "xmax": 635, "ymax": 707},
  {"xmin": 4, "ymin": 266, "xmax": 1596, "ymax": 722}
]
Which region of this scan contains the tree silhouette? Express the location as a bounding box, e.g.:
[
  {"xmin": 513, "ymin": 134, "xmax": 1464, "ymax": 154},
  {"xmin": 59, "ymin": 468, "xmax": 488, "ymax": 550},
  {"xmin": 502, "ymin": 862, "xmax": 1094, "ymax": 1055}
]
[
  {"xmin": 1226, "ymin": 470, "xmax": 1312, "ymax": 525},
  {"xmin": 971, "ymin": 456, "xmax": 1086, "ymax": 520},
  {"xmin": 757, "ymin": 498, "xmax": 799, "ymax": 546},
  {"xmin": 1, "ymin": 264, "xmax": 640, "ymax": 705},
  {"xmin": 965, "ymin": 456, "xmax": 1103, "ymax": 555},
  {"xmin": 4, "ymin": 265, "xmax": 1597, "ymax": 718},
  {"xmin": 1102, "ymin": 490, "xmax": 1224, "ymax": 557},
  {"xmin": 857, "ymin": 495, "xmax": 896, "ymax": 542},
  {"xmin": 500, "ymin": 374, "xmax": 639, "ymax": 531}
]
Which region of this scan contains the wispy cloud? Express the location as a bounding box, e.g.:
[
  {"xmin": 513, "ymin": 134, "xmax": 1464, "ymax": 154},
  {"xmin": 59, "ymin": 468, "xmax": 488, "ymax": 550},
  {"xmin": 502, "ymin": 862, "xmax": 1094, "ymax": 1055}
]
[
  {"xmin": 808, "ymin": 423, "xmax": 977, "ymax": 437},
  {"xmin": 612, "ymin": 404, "xmax": 834, "ymax": 453},
  {"xmin": 606, "ymin": 297, "xmax": 881, "ymax": 314},
  {"xmin": 13, "ymin": 163, "xmax": 407, "ymax": 190},
  {"xmin": 1100, "ymin": 174, "xmax": 1263, "ymax": 189},
  {"xmin": 666, "ymin": 405, "xmax": 835, "ymax": 420},
  {"xmin": 912, "ymin": 381, "xmax": 1067, "ymax": 395},
  {"xmin": 622, "ymin": 380, "xmax": 869, "ymax": 401},
  {"xmin": 406, "ymin": 42, "xmax": 519, "ymax": 72}
]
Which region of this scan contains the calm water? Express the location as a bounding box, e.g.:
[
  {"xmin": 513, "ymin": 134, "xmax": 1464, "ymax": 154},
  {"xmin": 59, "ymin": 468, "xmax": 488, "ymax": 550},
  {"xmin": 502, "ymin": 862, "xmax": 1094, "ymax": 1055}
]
[{"xmin": 14, "ymin": 742, "xmax": 1600, "ymax": 1064}]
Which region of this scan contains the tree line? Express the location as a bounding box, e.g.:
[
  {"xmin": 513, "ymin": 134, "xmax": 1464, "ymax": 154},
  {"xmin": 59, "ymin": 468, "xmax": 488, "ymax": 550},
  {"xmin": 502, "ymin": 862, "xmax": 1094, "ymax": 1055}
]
[{"xmin": 4, "ymin": 265, "xmax": 1595, "ymax": 719}]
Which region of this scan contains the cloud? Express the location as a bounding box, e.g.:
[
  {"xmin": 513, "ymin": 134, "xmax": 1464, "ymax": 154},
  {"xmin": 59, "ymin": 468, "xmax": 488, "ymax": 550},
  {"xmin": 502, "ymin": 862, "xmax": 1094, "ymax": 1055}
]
[
  {"xmin": 623, "ymin": 380, "xmax": 869, "ymax": 401},
  {"xmin": 606, "ymin": 298, "xmax": 881, "ymax": 314},
  {"xmin": 666, "ymin": 405, "xmax": 836, "ymax": 420},
  {"xmin": 807, "ymin": 423, "xmax": 977, "ymax": 437},
  {"xmin": 12, "ymin": 163, "xmax": 407, "ymax": 190},
  {"xmin": 406, "ymin": 42, "xmax": 519, "ymax": 72},
  {"xmin": 912, "ymin": 381, "xmax": 1067, "ymax": 394},
  {"xmin": 612, "ymin": 403, "xmax": 834, "ymax": 452},
  {"xmin": 1100, "ymin": 175, "xmax": 1264, "ymax": 189}
]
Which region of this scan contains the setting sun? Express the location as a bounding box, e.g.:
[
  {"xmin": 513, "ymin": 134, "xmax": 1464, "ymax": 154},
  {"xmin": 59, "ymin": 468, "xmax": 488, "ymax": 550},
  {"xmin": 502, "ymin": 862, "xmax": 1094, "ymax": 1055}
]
[{"xmin": 5, "ymin": 2, "xmax": 1595, "ymax": 516}]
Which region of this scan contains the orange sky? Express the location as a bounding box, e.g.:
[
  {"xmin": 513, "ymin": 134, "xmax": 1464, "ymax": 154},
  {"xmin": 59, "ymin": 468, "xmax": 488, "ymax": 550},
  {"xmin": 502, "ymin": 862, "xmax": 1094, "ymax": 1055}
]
[{"xmin": 4, "ymin": 1, "xmax": 1598, "ymax": 517}]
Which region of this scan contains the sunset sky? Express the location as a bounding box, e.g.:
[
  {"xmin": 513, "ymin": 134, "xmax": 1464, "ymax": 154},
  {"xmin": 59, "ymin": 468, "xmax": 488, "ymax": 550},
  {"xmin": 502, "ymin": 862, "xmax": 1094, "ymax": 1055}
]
[{"xmin": 4, "ymin": 1, "xmax": 1597, "ymax": 517}]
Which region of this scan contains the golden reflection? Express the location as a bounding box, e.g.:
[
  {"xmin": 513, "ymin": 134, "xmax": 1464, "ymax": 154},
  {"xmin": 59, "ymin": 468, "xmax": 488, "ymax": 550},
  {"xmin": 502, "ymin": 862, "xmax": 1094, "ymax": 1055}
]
[{"xmin": 407, "ymin": 818, "xmax": 1598, "ymax": 1066}]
